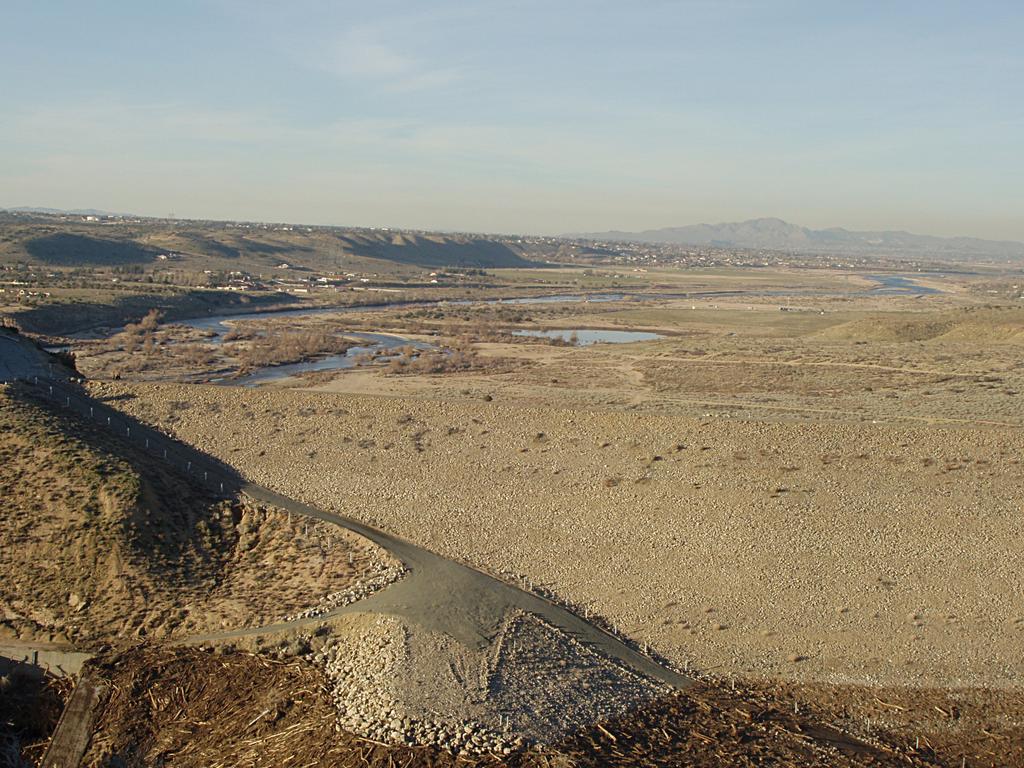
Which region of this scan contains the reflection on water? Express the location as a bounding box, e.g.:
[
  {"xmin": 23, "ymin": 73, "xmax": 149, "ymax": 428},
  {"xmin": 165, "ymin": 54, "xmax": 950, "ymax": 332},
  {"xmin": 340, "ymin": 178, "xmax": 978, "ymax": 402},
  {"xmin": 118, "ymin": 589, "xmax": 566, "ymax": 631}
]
[
  {"xmin": 226, "ymin": 332, "xmax": 431, "ymax": 387},
  {"xmin": 499, "ymin": 293, "xmax": 626, "ymax": 305},
  {"xmin": 865, "ymin": 275, "xmax": 941, "ymax": 295}
]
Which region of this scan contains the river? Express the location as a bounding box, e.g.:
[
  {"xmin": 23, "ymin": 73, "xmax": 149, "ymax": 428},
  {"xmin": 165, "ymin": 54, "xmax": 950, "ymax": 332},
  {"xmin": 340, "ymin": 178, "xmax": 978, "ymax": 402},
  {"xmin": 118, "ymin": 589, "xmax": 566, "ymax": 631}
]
[{"xmin": 177, "ymin": 274, "xmax": 939, "ymax": 385}]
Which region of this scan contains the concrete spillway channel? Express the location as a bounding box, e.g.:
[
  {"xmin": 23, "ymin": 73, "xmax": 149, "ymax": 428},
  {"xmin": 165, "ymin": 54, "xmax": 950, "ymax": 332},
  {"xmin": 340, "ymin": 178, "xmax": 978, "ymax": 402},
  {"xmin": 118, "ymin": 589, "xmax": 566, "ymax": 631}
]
[{"xmin": 195, "ymin": 484, "xmax": 694, "ymax": 691}]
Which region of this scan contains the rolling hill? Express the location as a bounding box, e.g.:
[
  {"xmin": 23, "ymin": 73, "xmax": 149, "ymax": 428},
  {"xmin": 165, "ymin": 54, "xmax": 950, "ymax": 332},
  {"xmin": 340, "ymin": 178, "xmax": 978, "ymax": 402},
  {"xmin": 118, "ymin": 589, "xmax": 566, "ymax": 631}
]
[{"xmin": 0, "ymin": 214, "xmax": 537, "ymax": 272}]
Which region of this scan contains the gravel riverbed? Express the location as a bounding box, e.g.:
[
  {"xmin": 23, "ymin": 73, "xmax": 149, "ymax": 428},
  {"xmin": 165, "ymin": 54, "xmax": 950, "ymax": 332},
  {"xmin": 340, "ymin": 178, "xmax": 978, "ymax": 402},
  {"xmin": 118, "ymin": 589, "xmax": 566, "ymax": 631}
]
[{"xmin": 105, "ymin": 382, "xmax": 1024, "ymax": 690}]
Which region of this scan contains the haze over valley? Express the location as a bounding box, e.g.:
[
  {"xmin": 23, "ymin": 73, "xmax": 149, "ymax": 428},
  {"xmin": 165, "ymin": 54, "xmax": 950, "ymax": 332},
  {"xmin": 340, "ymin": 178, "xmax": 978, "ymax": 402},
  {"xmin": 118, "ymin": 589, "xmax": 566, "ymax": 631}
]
[{"xmin": 572, "ymin": 217, "xmax": 1024, "ymax": 261}]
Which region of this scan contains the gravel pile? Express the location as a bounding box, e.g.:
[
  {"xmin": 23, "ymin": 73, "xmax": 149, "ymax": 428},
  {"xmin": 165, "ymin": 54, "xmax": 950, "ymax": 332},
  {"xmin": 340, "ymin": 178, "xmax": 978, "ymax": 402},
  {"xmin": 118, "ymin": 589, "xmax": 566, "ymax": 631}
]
[
  {"xmin": 488, "ymin": 612, "xmax": 665, "ymax": 743},
  {"xmin": 305, "ymin": 610, "xmax": 663, "ymax": 756},
  {"xmin": 310, "ymin": 615, "xmax": 522, "ymax": 755}
]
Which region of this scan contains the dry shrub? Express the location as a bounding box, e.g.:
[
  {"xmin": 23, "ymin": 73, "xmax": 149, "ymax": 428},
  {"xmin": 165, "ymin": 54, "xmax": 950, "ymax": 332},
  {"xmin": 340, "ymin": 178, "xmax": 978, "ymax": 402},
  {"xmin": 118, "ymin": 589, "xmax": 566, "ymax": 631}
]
[
  {"xmin": 385, "ymin": 342, "xmax": 519, "ymax": 376},
  {"xmin": 118, "ymin": 309, "xmax": 163, "ymax": 354},
  {"xmin": 237, "ymin": 332, "xmax": 352, "ymax": 371}
]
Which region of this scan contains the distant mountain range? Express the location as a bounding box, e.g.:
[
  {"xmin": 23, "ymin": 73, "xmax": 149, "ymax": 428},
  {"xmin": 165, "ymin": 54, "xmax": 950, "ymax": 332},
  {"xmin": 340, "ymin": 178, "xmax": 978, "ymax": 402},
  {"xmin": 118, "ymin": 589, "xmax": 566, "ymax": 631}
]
[
  {"xmin": 570, "ymin": 218, "xmax": 1024, "ymax": 261},
  {"xmin": 7, "ymin": 208, "xmax": 1023, "ymax": 262}
]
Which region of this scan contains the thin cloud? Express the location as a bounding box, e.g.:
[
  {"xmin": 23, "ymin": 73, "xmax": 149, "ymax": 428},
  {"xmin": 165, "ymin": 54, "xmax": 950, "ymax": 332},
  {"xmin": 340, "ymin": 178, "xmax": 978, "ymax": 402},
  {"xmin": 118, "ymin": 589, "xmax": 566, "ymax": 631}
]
[{"xmin": 312, "ymin": 26, "xmax": 462, "ymax": 91}]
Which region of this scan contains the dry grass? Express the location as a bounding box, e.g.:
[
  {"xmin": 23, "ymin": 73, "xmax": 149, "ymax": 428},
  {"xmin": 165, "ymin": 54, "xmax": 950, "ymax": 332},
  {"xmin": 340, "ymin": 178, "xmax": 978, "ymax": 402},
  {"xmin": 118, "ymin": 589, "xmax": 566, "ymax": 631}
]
[
  {"xmin": 77, "ymin": 646, "xmax": 1000, "ymax": 767},
  {"xmin": 0, "ymin": 389, "xmax": 397, "ymax": 647}
]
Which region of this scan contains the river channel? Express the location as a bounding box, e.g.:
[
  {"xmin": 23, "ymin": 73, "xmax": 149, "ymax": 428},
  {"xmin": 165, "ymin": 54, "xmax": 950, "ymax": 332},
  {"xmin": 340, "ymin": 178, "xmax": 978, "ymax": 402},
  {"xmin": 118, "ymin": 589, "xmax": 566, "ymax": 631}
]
[{"xmin": 177, "ymin": 274, "xmax": 939, "ymax": 385}]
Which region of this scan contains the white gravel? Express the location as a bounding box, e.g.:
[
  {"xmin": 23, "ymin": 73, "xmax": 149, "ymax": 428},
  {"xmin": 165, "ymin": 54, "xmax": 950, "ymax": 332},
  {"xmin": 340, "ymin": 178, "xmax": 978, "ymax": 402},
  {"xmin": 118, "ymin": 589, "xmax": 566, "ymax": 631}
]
[{"xmin": 309, "ymin": 610, "xmax": 663, "ymax": 753}]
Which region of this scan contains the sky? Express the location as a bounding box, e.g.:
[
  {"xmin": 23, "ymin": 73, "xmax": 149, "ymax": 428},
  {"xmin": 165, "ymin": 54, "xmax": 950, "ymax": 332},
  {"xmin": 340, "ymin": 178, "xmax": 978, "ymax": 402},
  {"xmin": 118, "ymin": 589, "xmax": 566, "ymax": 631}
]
[{"xmin": 2, "ymin": 1, "xmax": 1023, "ymax": 240}]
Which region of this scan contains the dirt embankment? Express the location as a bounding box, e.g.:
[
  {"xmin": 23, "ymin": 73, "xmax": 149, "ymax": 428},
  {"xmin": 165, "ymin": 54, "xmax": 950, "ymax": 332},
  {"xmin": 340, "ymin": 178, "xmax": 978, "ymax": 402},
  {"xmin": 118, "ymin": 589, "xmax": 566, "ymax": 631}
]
[{"xmin": 0, "ymin": 388, "xmax": 401, "ymax": 647}]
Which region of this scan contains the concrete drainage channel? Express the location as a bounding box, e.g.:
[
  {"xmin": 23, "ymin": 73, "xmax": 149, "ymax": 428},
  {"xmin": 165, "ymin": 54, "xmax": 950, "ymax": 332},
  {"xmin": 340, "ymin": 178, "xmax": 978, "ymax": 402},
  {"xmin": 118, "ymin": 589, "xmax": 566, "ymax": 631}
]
[{"xmin": 9, "ymin": 375, "xmax": 696, "ymax": 758}]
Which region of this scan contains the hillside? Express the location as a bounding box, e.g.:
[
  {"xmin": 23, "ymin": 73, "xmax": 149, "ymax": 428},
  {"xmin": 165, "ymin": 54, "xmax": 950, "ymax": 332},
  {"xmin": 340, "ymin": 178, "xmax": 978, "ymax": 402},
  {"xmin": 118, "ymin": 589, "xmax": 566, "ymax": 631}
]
[
  {"xmin": 573, "ymin": 217, "xmax": 1024, "ymax": 261},
  {"xmin": 0, "ymin": 214, "xmax": 537, "ymax": 272},
  {"xmin": 0, "ymin": 325, "xmax": 78, "ymax": 381},
  {"xmin": 0, "ymin": 386, "xmax": 401, "ymax": 648}
]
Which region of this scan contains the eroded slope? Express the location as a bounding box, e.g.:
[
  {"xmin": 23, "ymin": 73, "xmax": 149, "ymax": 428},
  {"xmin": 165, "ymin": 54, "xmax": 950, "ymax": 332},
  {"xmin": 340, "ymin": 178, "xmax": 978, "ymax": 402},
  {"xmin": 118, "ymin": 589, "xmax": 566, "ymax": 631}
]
[{"xmin": 0, "ymin": 387, "xmax": 401, "ymax": 646}]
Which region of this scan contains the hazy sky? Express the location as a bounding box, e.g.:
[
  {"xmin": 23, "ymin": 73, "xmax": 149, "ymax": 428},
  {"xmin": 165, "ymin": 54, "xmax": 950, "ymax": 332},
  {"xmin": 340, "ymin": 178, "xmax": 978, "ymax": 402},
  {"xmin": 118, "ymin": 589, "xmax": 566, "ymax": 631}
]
[{"xmin": 3, "ymin": 1, "xmax": 1023, "ymax": 239}]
